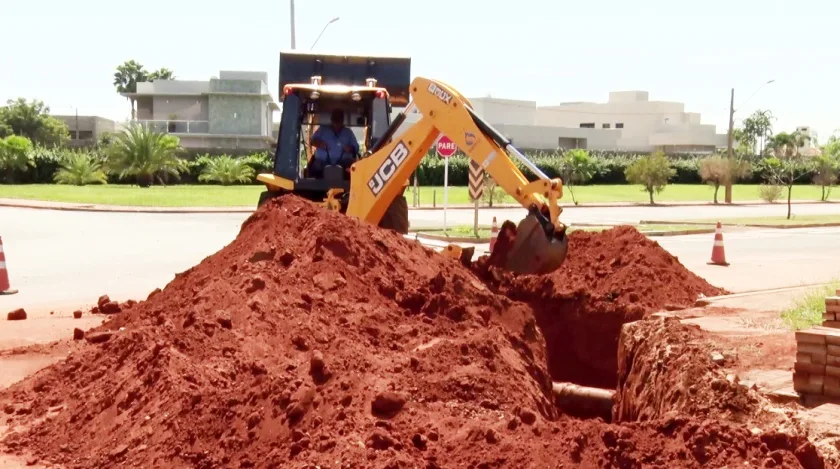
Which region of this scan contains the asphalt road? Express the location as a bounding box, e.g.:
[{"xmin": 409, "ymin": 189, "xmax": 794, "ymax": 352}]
[
  {"xmin": 410, "ymin": 201, "xmax": 840, "ymax": 228},
  {"xmin": 1, "ymin": 205, "xmax": 839, "ymax": 322}
]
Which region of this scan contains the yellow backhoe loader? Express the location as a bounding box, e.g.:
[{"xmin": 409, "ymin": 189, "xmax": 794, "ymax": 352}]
[{"xmin": 257, "ymin": 52, "xmax": 568, "ymax": 275}]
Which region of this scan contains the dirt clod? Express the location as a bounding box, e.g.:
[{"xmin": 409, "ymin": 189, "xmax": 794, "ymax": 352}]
[
  {"xmin": 371, "ymin": 391, "xmax": 407, "ymax": 417},
  {"xmin": 73, "ymin": 328, "xmax": 85, "ymax": 341},
  {"xmin": 6, "ymin": 308, "xmax": 26, "ymax": 321},
  {"xmin": 72, "ymin": 310, "xmax": 82, "ymax": 319}
]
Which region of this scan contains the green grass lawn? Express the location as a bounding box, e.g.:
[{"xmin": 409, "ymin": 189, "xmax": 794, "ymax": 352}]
[
  {"xmin": 694, "ymin": 214, "xmax": 840, "ymax": 226},
  {"xmin": 0, "ymin": 183, "xmax": 836, "ymax": 207},
  {"xmin": 781, "ymin": 280, "xmax": 840, "ymax": 330},
  {"xmin": 408, "ymin": 184, "xmax": 835, "ymax": 205}
]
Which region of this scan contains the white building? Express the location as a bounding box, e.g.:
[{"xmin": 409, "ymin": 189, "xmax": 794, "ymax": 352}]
[{"xmin": 393, "ymin": 90, "xmax": 728, "ymax": 154}]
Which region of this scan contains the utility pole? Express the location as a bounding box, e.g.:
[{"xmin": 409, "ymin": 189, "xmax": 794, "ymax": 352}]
[
  {"xmin": 725, "ymin": 88, "xmax": 735, "ymax": 204},
  {"xmin": 75, "ymin": 108, "xmax": 79, "ymax": 141},
  {"xmin": 290, "ymin": 0, "xmax": 296, "ymax": 49}
]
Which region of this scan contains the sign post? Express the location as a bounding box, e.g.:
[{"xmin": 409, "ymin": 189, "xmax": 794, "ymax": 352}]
[
  {"xmin": 468, "ymin": 160, "xmax": 485, "ymax": 237},
  {"xmin": 436, "ymin": 135, "xmax": 457, "ymax": 232}
]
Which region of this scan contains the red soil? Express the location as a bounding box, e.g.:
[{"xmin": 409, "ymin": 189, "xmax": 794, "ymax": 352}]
[
  {"xmin": 0, "ymin": 197, "xmax": 824, "ymax": 468},
  {"xmin": 473, "ymin": 225, "xmax": 725, "ymax": 388}
]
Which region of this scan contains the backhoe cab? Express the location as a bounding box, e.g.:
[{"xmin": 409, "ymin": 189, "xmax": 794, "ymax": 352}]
[
  {"xmin": 257, "ymin": 52, "xmax": 569, "ymax": 275},
  {"xmin": 256, "ymin": 52, "xmax": 411, "ymax": 233}
]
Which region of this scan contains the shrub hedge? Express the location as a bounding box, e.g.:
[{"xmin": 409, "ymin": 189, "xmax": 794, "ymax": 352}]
[{"xmin": 0, "ymin": 147, "xmax": 820, "ymax": 186}]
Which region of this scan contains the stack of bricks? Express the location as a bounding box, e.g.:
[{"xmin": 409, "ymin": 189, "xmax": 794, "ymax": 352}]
[
  {"xmin": 823, "ymin": 291, "xmax": 840, "ymax": 328},
  {"xmin": 793, "ymin": 326, "xmax": 840, "ymax": 400}
]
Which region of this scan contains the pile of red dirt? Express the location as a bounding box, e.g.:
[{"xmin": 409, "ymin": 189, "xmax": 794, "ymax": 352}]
[
  {"xmin": 0, "ymin": 197, "xmax": 824, "ymax": 468},
  {"xmin": 473, "ymin": 225, "xmax": 725, "ymax": 388},
  {"xmin": 614, "ymin": 316, "xmax": 760, "ymax": 423}
]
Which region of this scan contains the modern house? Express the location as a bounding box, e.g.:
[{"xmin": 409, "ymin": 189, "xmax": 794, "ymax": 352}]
[
  {"xmin": 391, "ymin": 90, "xmax": 728, "ymax": 154},
  {"xmin": 52, "ymin": 115, "xmax": 118, "ymax": 147},
  {"xmin": 121, "ymin": 71, "xmax": 280, "ymax": 153}
]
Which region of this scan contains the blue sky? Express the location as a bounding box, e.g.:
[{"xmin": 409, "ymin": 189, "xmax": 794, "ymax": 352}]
[{"xmin": 2, "ymin": 0, "xmax": 838, "ymax": 141}]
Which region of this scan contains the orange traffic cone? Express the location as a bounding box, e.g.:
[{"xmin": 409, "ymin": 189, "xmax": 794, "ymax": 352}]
[
  {"xmin": 490, "ymin": 217, "xmax": 499, "ymax": 252},
  {"xmin": 0, "ymin": 237, "xmax": 18, "ymax": 295},
  {"xmin": 707, "ymin": 222, "xmax": 729, "ymax": 266}
]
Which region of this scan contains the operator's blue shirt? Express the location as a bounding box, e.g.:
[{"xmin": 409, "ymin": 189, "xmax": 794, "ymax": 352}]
[{"xmin": 312, "ymin": 125, "xmax": 359, "ymax": 164}]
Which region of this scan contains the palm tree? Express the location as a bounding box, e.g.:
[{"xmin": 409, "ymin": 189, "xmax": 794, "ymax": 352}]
[
  {"xmin": 113, "ymin": 60, "xmax": 148, "ymax": 120},
  {"xmin": 53, "ymin": 151, "xmax": 108, "ymax": 186},
  {"xmin": 198, "ymin": 155, "xmax": 256, "ymax": 185},
  {"xmin": 752, "ymin": 110, "xmax": 774, "ymax": 155},
  {"xmin": 107, "ymin": 124, "xmax": 185, "ymax": 187}
]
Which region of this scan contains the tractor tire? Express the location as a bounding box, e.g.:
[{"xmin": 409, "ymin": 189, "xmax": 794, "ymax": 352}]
[{"xmin": 379, "ymin": 195, "xmax": 409, "ymax": 234}]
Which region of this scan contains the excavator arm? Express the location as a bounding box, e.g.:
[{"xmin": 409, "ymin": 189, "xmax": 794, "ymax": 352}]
[{"xmin": 346, "ymin": 77, "xmax": 568, "ymax": 275}]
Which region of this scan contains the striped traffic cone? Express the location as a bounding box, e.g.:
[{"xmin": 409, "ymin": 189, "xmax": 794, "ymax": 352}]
[
  {"xmin": 0, "ymin": 237, "xmax": 18, "ymax": 295},
  {"xmin": 490, "ymin": 217, "xmax": 498, "ymax": 252},
  {"xmin": 707, "ymin": 222, "xmax": 729, "ymax": 266}
]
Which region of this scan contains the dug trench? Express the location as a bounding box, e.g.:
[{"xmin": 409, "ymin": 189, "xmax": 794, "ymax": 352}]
[
  {"xmin": 0, "ymin": 195, "xmax": 828, "ymax": 468},
  {"xmin": 472, "ymin": 224, "xmax": 725, "ymax": 398}
]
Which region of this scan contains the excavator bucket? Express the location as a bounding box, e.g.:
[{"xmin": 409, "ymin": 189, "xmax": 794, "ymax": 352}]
[{"xmin": 487, "ymin": 212, "xmax": 569, "ymax": 275}]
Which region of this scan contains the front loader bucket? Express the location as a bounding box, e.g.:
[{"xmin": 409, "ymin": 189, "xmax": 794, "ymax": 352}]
[{"xmin": 487, "ymin": 215, "xmax": 568, "ymax": 275}]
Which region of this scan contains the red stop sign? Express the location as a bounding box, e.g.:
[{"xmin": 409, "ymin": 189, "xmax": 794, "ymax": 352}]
[{"xmin": 436, "ymin": 135, "xmax": 457, "ymax": 158}]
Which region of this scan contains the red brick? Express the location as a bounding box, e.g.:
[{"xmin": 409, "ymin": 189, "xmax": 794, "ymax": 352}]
[
  {"xmin": 827, "ymin": 355, "xmax": 840, "ymax": 366},
  {"xmin": 796, "ymin": 330, "xmax": 827, "ymax": 344},
  {"xmin": 824, "ymin": 321, "xmax": 840, "ymax": 329},
  {"xmin": 827, "ymin": 366, "xmax": 840, "ymax": 378},
  {"xmin": 795, "ymin": 362, "xmax": 826, "ymax": 375},
  {"xmin": 827, "ymin": 297, "xmax": 840, "ymax": 306},
  {"xmin": 824, "ymin": 312, "xmax": 837, "ymax": 321},
  {"xmin": 799, "ymin": 343, "xmax": 828, "ymax": 355},
  {"xmin": 797, "ymin": 352, "xmax": 813, "ymax": 364},
  {"xmin": 830, "ymin": 345, "xmax": 840, "ymax": 356},
  {"xmin": 794, "ymin": 372, "xmax": 824, "ymax": 394}
]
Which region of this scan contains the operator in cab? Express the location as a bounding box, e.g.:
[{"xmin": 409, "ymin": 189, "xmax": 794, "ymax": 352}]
[{"xmin": 309, "ymin": 107, "xmax": 359, "ymax": 178}]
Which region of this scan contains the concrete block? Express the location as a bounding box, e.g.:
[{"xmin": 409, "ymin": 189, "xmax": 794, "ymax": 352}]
[
  {"xmin": 795, "ymin": 362, "xmax": 826, "ymax": 375},
  {"xmin": 796, "ymin": 329, "xmax": 827, "ymax": 344}
]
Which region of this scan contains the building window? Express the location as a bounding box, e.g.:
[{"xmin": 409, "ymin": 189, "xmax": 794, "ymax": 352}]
[
  {"xmin": 579, "ymin": 123, "xmax": 595, "ymax": 128},
  {"xmin": 616, "ymin": 123, "xmax": 624, "ymax": 129},
  {"xmin": 602, "ymin": 123, "xmax": 610, "ymax": 129}
]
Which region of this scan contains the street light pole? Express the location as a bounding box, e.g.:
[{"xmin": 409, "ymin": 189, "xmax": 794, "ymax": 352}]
[
  {"xmin": 725, "ymin": 88, "xmax": 735, "ymax": 203},
  {"xmin": 290, "ymin": 0, "xmax": 296, "ymax": 49},
  {"xmin": 724, "ymin": 79, "xmax": 775, "ymax": 204},
  {"xmin": 310, "ymin": 17, "xmax": 339, "ymax": 50}
]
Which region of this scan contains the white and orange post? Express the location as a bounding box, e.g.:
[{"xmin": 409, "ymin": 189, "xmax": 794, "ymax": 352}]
[{"xmin": 0, "ymin": 236, "xmax": 18, "ymax": 295}]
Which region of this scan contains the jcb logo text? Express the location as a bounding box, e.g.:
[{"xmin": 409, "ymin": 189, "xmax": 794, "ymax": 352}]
[{"xmin": 368, "ymin": 141, "xmax": 409, "ymax": 196}]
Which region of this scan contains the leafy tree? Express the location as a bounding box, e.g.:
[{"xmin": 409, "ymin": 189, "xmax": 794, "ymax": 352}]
[
  {"xmin": 113, "ymin": 61, "xmax": 175, "ymax": 120},
  {"xmin": 198, "ymin": 155, "xmax": 256, "ymax": 185},
  {"xmin": 107, "ymin": 124, "xmax": 185, "ymax": 187},
  {"xmin": 0, "ymin": 135, "xmax": 34, "ymax": 180},
  {"xmin": 0, "ymin": 98, "xmax": 69, "ymax": 147},
  {"xmin": 813, "ymin": 136, "xmax": 840, "ymax": 201},
  {"xmin": 624, "ymin": 151, "xmax": 676, "ymax": 204},
  {"xmin": 763, "ymin": 131, "xmax": 813, "ymax": 218},
  {"xmin": 53, "ymin": 151, "xmax": 108, "ymax": 186},
  {"xmin": 698, "ymin": 154, "xmax": 751, "ymax": 204},
  {"xmin": 480, "ymin": 173, "xmax": 504, "ymax": 207},
  {"xmin": 558, "ymin": 149, "xmax": 597, "ymax": 205},
  {"xmin": 148, "ymin": 68, "xmax": 176, "ymax": 80}
]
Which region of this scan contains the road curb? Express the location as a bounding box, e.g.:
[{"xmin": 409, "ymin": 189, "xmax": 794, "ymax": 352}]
[{"xmin": 641, "ymin": 219, "xmax": 840, "ymax": 229}]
